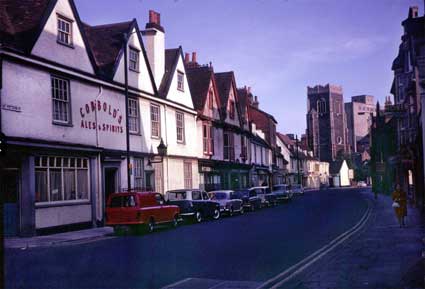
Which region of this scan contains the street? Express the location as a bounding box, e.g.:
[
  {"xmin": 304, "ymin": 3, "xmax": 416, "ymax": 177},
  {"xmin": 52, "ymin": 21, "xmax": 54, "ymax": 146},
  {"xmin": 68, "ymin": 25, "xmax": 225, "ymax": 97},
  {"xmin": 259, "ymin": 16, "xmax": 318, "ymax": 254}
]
[{"xmin": 5, "ymin": 188, "xmax": 369, "ymax": 289}]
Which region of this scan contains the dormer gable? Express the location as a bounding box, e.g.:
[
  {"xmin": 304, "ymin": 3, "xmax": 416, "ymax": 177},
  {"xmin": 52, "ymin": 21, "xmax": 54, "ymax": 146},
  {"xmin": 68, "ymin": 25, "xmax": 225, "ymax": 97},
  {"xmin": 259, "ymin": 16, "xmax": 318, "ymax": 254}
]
[
  {"xmin": 215, "ymin": 72, "xmax": 242, "ymax": 127},
  {"xmin": 30, "ymin": 0, "xmax": 96, "ymax": 74},
  {"xmin": 158, "ymin": 47, "xmax": 194, "ymax": 109},
  {"xmin": 111, "ymin": 20, "xmax": 157, "ymax": 96}
]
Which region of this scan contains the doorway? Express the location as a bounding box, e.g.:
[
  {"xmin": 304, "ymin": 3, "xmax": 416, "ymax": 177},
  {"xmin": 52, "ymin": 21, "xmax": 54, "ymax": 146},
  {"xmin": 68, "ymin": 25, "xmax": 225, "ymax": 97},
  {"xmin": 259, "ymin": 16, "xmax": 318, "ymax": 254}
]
[
  {"xmin": 1, "ymin": 169, "xmax": 20, "ymax": 236},
  {"xmin": 104, "ymin": 168, "xmax": 118, "ymax": 201}
]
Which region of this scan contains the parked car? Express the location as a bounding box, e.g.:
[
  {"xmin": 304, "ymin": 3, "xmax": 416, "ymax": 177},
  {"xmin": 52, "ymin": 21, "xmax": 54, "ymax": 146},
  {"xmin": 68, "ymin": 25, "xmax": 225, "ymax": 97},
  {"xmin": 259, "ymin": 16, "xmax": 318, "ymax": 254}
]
[
  {"xmin": 234, "ymin": 189, "xmax": 262, "ymax": 211},
  {"xmin": 165, "ymin": 189, "xmax": 220, "ymax": 223},
  {"xmin": 272, "ymin": 184, "xmax": 293, "ymax": 202},
  {"xmin": 251, "ymin": 186, "xmax": 277, "ymax": 207},
  {"xmin": 106, "ymin": 192, "xmax": 180, "ymax": 234},
  {"xmin": 208, "ymin": 190, "xmax": 244, "ymax": 216},
  {"xmin": 291, "ymin": 184, "xmax": 304, "ymax": 195},
  {"xmin": 357, "ymin": 181, "xmax": 367, "ymax": 187}
]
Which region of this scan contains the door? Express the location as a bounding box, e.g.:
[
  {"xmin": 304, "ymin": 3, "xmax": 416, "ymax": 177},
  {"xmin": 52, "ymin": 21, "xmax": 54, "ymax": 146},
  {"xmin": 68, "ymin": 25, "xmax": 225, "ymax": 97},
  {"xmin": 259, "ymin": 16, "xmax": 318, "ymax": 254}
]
[
  {"xmin": 2, "ymin": 169, "xmax": 20, "ymax": 236},
  {"xmin": 105, "ymin": 168, "xmax": 117, "ymax": 199}
]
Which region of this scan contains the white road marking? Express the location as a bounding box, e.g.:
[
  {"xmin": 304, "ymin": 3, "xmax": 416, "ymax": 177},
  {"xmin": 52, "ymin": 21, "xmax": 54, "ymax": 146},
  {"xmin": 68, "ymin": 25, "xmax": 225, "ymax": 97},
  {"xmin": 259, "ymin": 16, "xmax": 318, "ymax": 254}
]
[
  {"xmin": 258, "ymin": 201, "xmax": 372, "ymax": 289},
  {"xmin": 161, "ymin": 277, "xmax": 193, "ymax": 289}
]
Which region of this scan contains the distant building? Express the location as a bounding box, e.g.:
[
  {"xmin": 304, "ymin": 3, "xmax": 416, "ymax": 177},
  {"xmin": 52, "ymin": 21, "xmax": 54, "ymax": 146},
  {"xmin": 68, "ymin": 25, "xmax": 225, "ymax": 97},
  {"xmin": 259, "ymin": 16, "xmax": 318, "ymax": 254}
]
[
  {"xmin": 345, "ymin": 95, "xmax": 376, "ymax": 153},
  {"xmin": 306, "ymin": 84, "xmax": 348, "ymax": 163}
]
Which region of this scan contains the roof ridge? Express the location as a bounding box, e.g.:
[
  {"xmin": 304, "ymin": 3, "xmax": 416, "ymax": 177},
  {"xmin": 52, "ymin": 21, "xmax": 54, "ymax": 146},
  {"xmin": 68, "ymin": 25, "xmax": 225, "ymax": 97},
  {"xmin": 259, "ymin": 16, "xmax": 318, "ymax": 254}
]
[{"xmin": 88, "ymin": 20, "xmax": 133, "ymax": 30}]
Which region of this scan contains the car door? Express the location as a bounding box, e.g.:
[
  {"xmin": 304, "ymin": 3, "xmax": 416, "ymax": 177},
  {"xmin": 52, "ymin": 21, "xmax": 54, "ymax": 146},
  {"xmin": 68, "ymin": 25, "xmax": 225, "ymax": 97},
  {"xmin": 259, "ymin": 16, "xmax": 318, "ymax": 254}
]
[
  {"xmin": 191, "ymin": 190, "xmax": 203, "ymax": 213},
  {"xmin": 154, "ymin": 193, "xmax": 166, "ymax": 223},
  {"xmin": 201, "ymin": 191, "xmax": 213, "ymax": 217},
  {"xmin": 107, "ymin": 195, "xmax": 123, "ymax": 224},
  {"xmin": 122, "ymin": 194, "xmax": 138, "ymax": 223},
  {"xmin": 230, "ymin": 192, "xmax": 241, "ymax": 211}
]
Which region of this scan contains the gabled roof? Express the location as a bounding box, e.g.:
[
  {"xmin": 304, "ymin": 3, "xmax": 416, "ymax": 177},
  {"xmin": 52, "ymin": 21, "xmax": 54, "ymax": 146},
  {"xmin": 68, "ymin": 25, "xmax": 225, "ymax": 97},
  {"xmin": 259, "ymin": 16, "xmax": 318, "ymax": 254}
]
[
  {"xmin": 83, "ymin": 21, "xmax": 133, "ymax": 79},
  {"xmin": 0, "ymin": 0, "xmax": 52, "ymax": 52},
  {"xmin": 214, "ymin": 71, "xmax": 242, "ymax": 124},
  {"xmin": 248, "ymin": 105, "xmax": 277, "ymax": 128},
  {"xmin": 186, "ymin": 65, "xmax": 220, "ymax": 112},
  {"xmin": 157, "ymin": 47, "xmax": 182, "ymax": 98},
  {"xmin": 329, "ymin": 160, "xmax": 344, "ymax": 175},
  {"xmin": 277, "ymin": 133, "xmax": 295, "ymax": 147}
]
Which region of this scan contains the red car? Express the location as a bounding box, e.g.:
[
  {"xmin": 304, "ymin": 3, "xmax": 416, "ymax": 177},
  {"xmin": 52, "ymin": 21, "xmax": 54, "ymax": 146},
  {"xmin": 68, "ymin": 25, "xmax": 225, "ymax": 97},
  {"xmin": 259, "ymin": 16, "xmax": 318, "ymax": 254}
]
[{"xmin": 106, "ymin": 192, "xmax": 180, "ymax": 234}]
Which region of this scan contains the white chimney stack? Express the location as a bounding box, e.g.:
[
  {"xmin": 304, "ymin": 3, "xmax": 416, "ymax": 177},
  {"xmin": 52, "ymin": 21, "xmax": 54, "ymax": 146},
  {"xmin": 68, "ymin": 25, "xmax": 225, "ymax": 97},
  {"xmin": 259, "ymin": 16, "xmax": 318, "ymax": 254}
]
[{"xmin": 142, "ymin": 10, "xmax": 165, "ymax": 88}]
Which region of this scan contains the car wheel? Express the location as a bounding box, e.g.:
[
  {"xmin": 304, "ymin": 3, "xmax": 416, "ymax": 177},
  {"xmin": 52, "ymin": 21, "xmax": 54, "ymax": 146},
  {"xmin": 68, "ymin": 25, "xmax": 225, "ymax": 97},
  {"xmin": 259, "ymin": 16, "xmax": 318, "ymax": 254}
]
[
  {"xmin": 195, "ymin": 211, "xmax": 202, "ymax": 223},
  {"xmin": 172, "ymin": 215, "xmax": 179, "ymax": 228},
  {"xmin": 240, "ymin": 207, "xmax": 245, "ymax": 215},
  {"xmin": 212, "ymin": 208, "xmax": 220, "ymax": 220},
  {"xmin": 147, "ymin": 218, "xmax": 155, "ymax": 233}
]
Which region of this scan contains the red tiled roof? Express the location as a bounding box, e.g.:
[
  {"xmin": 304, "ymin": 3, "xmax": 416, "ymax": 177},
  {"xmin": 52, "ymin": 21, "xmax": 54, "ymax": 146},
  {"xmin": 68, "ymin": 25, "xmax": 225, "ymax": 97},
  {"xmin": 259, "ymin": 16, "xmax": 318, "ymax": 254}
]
[
  {"xmin": 277, "ymin": 132, "xmax": 295, "ymax": 147},
  {"xmin": 186, "ymin": 65, "xmax": 216, "ymax": 112},
  {"xmin": 0, "ymin": 0, "xmax": 52, "ymax": 52},
  {"xmin": 83, "ymin": 21, "xmax": 133, "ymax": 79},
  {"xmin": 214, "ymin": 72, "xmax": 233, "ymax": 111}
]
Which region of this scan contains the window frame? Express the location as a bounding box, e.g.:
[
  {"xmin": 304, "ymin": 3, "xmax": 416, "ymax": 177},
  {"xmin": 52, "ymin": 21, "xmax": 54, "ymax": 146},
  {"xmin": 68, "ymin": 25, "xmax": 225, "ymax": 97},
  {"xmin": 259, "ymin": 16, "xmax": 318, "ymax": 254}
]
[
  {"xmin": 229, "ymin": 100, "xmax": 235, "ymax": 120},
  {"xmin": 183, "ymin": 161, "xmax": 193, "ymax": 189},
  {"xmin": 128, "ymin": 98, "xmax": 140, "ymax": 135},
  {"xmin": 203, "ymin": 122, "xmax": 214, "ymax": 155},
  {"xmin": 176, "ymin": 111, "xmax": 185, "ymax": 143},
  {"xmin": 51, "ymin": 75, "xmax": 72, "ymax": 126},
  {"xmin": 35, "ymin": 156, "xmax": 90, "ymax": 206},
  {"xmin": 129, "ymin": 47, "xmax": 140, "ymax": 72},
  {"xmin": 177, "ymin": 71, "xmax": 184, "ymax": 91},
  {"xmin": 208, "ymin": 90, "xmax": 214, "ymax": 110},
  {"xmin": 317, "ymin": 99, "xmax": 327, "ymax": 114},
  {"xmin": 134, "ymin": 158, "xmax": 144, "ymax": 189},
  {"xmin": 223, "ymin": 131, "xmax": 235, "ymax": 161},
  {"xmin": 56, "ymin": 14, "xmax": 73, "ymax": 47},
  {"xmin": 150, "ymin": 103, "xmax": 161, "ymax": 139}
]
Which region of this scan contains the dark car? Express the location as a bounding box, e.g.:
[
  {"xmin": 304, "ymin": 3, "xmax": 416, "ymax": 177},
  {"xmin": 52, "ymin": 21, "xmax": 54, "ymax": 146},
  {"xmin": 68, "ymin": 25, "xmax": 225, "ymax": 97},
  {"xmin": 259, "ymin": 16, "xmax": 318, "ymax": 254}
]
[
  {"xmin": 250, "ymin": 186, "xmax": 277, "ymax": 207},
  {"xmin": 272, "ymin": 184, "xmax": 293, "ymax": 202},
  {"xmin": 106, "ymin": 192, "xmax": 180, "ymax": 234},
  {"xmin": 165, "ymin": 189, "xmax": 220, "ymax": 223},
  {"xmin": 208, "ymin": 190, "xmax": 244, "ymax": 216},
  {"xmin": 234, "ymin": 189, "xmax": 262, "ymax": 211}
]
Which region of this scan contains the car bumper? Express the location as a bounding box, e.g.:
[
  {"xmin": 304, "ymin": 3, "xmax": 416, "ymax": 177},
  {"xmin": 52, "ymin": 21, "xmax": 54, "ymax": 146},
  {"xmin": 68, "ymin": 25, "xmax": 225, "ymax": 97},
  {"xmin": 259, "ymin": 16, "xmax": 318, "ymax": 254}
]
[{"xmin": 179, "ymin": 212, "xmax": 196, "ymax": 217}]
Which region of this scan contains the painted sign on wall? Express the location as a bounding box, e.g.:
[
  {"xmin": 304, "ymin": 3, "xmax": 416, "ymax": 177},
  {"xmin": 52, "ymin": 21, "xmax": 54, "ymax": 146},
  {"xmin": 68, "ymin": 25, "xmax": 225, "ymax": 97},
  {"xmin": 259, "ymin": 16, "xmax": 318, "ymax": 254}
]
[{"xmin": 80, "ymin": 100, "xmax": 123, "ymax": 133}]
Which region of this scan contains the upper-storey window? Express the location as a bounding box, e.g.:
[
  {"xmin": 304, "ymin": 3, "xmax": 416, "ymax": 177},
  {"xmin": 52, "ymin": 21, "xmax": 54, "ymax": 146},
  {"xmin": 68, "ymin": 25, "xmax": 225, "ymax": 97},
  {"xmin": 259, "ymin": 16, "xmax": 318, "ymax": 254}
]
[
  {"xmin": 52, "ymin": 76, "xmax": 71, "ymax": 125},
  {"xmin": 176, "ymin": 111, "xmax": 185, "ymax": 143},
  {"xmin": 177, "ymin": 71, "xmax": 184, "ymax": 91},
  {"xmin": 129, "ymin": 48, "xmax": 139, "ymax": 72},
  {"xmin": 150, "ymin": 104, "xmax": 161, "ymax": 138},
  {"xmin": 128, "ymin": 98, "xmax": 140, "ymax": 134},
  {"xmin": 57, "ymin": 15, "xmax": 73, "ymax": 46},
  {"xmin": 208, "ymin": 90, "xmax": 214, "ymax": 110},
  {"xmin": 229, "ymin": 100, "xmax": 235, "ymax": 119},
  {"xmin": 223, "ymin": 131, "xmax": 235, "ymax": 161},
  {"xmin": 317, "ymin": 99, "xmax": 327, "ymax": 114}
]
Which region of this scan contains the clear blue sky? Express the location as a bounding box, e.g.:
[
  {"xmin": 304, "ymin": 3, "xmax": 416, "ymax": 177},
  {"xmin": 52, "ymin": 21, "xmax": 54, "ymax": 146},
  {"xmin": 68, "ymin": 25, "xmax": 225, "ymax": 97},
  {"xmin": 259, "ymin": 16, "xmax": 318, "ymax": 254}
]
[{"xmin": 76, "ymin": 0, "xmax": 423, "ymax": 136}]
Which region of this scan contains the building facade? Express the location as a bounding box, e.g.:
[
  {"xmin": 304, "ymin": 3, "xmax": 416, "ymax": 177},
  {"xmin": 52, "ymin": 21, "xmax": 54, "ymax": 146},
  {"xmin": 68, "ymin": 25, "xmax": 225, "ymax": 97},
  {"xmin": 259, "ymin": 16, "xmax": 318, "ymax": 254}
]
[
  {"xmin": 345, "ymin": 95, "xmax": 376, "ymax": 153},
  {"xmin": 0, "ymin": 1, "xmax": 198, "ymax": 236},
  {"xmin": 306, "ymin": 84, "xmax": 348, "ymax": 163}
]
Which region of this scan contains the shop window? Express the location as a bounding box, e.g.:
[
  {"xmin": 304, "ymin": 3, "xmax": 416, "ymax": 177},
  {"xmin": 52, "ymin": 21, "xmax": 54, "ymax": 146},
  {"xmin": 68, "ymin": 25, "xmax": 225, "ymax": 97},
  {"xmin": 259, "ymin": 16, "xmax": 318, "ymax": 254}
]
[{"xmin": 35, "ymin": 156, "xmax": 90, "ymax": 204}]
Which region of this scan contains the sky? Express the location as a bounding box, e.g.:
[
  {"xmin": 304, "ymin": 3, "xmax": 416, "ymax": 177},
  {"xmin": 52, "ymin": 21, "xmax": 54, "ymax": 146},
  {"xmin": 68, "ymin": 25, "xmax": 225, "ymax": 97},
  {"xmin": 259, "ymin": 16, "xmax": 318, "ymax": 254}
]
[{"xmin": 75, "ymin": 0, "xmax": 423, "ymax": 136}]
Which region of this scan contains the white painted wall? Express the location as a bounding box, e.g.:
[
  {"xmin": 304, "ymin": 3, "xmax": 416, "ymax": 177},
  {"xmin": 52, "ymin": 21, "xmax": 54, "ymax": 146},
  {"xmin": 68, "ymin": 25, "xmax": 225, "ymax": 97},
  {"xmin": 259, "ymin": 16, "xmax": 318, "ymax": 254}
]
[
  {"xmin": 31, "ymin": 0, "xmax": 94, "ymax": 74},
  {"xmin": 143, "ymin": 28, "xmax": 165, "ymax": 87},
  {"xmin": 113, "ymin": 27, "xmax": 155, "ymax": 95},
  {"xmin": 36, "ymin": 204, "xmax": 91, "ymax": 228},
  {"xmin": 166, "ymin": 56, "xmax": 194, "ymax": 109},
  {"xmin": 340, "ymin": 160, "xmax": 350, "ymax": 186}
]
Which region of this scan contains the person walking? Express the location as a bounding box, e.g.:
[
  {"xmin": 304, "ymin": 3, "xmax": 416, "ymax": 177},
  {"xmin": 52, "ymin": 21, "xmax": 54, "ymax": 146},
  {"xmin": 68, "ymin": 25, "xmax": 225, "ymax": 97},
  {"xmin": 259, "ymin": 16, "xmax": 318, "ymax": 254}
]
[{"xmin": 392, "ymin": 184, "xmax": 407, "ymax": 227}]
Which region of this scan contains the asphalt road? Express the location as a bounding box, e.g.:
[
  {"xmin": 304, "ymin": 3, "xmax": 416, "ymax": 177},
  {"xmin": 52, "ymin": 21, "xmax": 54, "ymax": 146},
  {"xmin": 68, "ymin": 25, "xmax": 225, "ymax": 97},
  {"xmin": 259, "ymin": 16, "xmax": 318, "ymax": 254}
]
[{"xmin": 5, "ymin": 188, "xmax": 369, "ymax": 289}]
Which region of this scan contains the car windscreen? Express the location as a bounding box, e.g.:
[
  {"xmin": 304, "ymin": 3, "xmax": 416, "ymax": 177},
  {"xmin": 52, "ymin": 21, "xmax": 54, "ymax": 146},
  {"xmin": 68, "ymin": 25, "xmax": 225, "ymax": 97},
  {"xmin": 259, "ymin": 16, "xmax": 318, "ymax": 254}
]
[
  {"xmin": 210, "ymin": 192, "xmax": 227, "ymax": 200},
  {"xmin": 273, "ymin": 185, "xmax": 286, "ymax": 191},
  {"xmin": 234, "ymin": 190, "xmax": 249, "ymax": 197},
  {"xmin": 109, "ymin": 196, "xmax": 122, "ymax": 207},
  {"xmin": 167, "ymin": 191, "xmax": 187, "ymax": 201}
]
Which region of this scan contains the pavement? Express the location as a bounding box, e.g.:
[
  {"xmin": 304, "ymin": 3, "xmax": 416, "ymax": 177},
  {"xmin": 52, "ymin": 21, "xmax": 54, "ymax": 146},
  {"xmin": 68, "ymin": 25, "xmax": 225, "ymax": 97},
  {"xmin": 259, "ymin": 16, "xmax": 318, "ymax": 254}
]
[
  {"xmin": 277, "ymin": 190, "xmax": 425, "ymax": 289},
  {"xmin": 4, "ymin": 226, "xmax": 114, "ymax": 249}
]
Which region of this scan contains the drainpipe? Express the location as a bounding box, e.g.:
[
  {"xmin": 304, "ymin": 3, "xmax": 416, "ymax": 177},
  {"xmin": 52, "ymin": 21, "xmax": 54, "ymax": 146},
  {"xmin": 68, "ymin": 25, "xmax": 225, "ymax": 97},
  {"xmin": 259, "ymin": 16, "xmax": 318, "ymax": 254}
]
[{"xmin": 164, "ymin": 104, "xmax": 169, "ymax": 193}]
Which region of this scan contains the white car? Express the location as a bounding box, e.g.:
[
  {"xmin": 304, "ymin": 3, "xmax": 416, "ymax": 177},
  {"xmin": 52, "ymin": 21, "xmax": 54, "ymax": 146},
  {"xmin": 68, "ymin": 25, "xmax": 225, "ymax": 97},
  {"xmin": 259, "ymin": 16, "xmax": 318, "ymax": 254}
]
[{"xmin": 357, "ymin": 181, "xmax": 367, "ymax": 187}]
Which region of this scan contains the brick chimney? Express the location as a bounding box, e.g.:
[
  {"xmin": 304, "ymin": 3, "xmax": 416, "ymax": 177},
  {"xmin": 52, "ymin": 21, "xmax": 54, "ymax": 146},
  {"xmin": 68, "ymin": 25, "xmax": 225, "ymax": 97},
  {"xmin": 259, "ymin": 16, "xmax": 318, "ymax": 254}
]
[
  {"xmin": 185, "ymin": 51, "xmax": 200, "ymax": 69},
  {"xmin": 252, "ymin": 95, "xmax": 259, "ymax": 109},
  {"xmin": 408, "ymin": 6, "xmax": 419, "ymax": 18},
  {"xmin": 142, "ymin": 10, "xmax": 165, "ymax": 87},
  {"xmin": 184, "ymin": 53, "xmax": 190, "ymax": 63}
]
